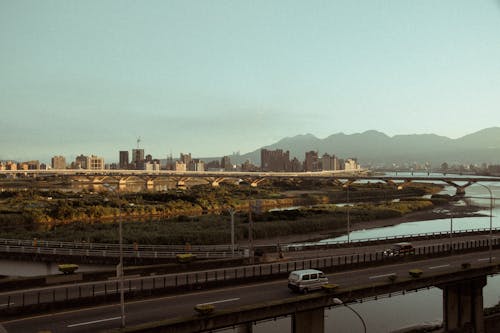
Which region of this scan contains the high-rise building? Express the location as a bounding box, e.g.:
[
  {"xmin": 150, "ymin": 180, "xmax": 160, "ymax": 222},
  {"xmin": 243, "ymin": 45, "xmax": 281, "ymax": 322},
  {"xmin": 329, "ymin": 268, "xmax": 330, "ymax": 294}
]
[
  {"xmin": 320, "ymin": 153, "xmax": 338, "ymax": 171},
  {"xmin": 132, "ymin": 149, "xmax": 145, "ymax": 169},
  {"xmin": 221, "ymin": 156, "xmax": 232, "ymax": 171},
  {"xmin": 180, "ymin": 153, "xmax": 192, "ymax": 166},
  {"xmin": 88, "ymin": 155, "xmax": 105, "ymax": 170},
  {"xmin": 74, "ymin": 155, "xmax": 88, "ymax": 169},
  {"xmin": 261, "ymin": 149, "xmax": 291, "ymax": 171},
  {"xmin": 119, "ymin": 151, "xmax": 129, "ymax": 169},
  {"xmin": 51, "ymin": 156, "xmax": 66, "ymax": 169},
  {"xmin": 304, "ymin": 151, "xmax": 319, "ymax": 172}
]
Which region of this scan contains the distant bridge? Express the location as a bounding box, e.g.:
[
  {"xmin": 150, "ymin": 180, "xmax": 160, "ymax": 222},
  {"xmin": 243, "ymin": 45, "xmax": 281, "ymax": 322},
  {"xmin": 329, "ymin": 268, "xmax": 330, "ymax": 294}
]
[{"xmin": 1, "ymin": 169, "xmax": 499, "ymax": 194}]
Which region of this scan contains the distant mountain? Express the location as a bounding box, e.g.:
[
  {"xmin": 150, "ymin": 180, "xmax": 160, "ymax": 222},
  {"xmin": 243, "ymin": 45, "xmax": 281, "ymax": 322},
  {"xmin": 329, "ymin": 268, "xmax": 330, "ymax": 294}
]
[{"xmin": 229, "ymin": 127, "xmax": 500, "ymax": 167}]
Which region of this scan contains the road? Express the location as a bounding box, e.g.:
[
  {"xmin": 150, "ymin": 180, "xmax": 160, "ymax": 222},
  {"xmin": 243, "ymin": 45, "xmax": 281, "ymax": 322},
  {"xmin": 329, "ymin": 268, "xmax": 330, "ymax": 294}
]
[{"xmin": 1, "ymin": 249, "xmax": 499, "ymax": 333}]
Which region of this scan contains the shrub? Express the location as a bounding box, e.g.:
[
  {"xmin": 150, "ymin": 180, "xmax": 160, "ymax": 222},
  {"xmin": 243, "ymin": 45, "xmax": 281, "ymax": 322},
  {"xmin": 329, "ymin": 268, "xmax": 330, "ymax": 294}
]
[
  {"xmin": 58, "ymin": 264, "xmax": 79, "ymax": 275},
  {"xmin": 194, "ymin": 304, "xmax": 214, "ymax": 315},
  {"xmin": 322, "ymin": 284, "xmax": 339, "ymax": 293},
  {"xmin": 176, "ymin": 253, "xmax": 196, "ymax": 263},
  {"xmin": 408, "ymin": 269, "xmax": 423, "ymax": 278},
  {"xmin": 388, "ymin": 274, "xmax": 397, "ymax": 282}
]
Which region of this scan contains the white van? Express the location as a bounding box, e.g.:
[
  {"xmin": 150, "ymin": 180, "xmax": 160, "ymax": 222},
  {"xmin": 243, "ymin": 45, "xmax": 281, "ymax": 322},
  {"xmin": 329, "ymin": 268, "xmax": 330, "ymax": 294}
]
[{"xmin": 288, "ymin": 269, "xmax": 328, "ymax": 294}]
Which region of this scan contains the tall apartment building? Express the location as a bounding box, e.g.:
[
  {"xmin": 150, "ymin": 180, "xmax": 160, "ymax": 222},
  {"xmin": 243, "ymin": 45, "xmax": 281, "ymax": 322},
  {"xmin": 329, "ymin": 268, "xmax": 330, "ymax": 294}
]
[
  {"xmin": 74, "ymin": 155, "xmax": 88, "ymax": 169},
  {"xmin": 221, "ymin": 156, "xmax": 232, "ymax": 171},
  {"xmin": 132, "ymin": 149, "xmax": 145, "ymax": 169},
  {"xmin": 304, "ymin": 151, "xmax": 319, "ymax": 172},
  {"xmin": 175, "ymin": 161, "xmax": 186, "ymax": 172},
  {"xmin": 344, "ymin": 158, "xmax": 359, "ymax": 171},
  {"xmin": 51, "ymin": 156, "xmax": 66, "ymax": 169},
  {"xmin": 320, "ymin": 153, "xmax": 338, "ymax": 171},
  {"xmin": 72, "ymin": 155, "xmax": 104, "ymax": 170},
  {"xmin": 261, "ymin": 149, "xmax": 291, "ymax": 172},
  {"xmin": 180, "ymin": 153, "xmax": 192, "ymax": 166},
  {"xmin": 189, "ymin": 159, "xmax": 205, "ymax": 172},
  {"xmin": 119, "ymin": 151, "xmax": 129, "ymax": 169},
  {"xmin": 88, "ymin": 155, "xmax": 105, "ymax": 170}
]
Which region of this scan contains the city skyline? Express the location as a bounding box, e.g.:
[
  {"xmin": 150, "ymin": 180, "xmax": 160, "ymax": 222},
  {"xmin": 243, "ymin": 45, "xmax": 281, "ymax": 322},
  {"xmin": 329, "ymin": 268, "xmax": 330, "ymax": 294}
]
[{"xmin": 2, "ymin": 1, "xmax": 500, "ymax": 162}]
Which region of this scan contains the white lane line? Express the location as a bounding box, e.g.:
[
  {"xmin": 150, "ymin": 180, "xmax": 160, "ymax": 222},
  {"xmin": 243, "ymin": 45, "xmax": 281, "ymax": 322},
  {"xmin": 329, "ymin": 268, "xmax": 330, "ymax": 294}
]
[
  {"xmin": 94, "ymin": 287, "xmax": 136, "ymax": 295},
  {"xmin": 197, "ymin": 297, "xmax": 240, "ymax": 306},
  {"xmin": 428, "ymin": 264, "xmax": 450, "ymax": 270},
  {"xmin": 369, "ymin": 273, "xmax": 395, "ymax": 280},
  {"xmin": 0, "ymin": 302, "xmax": 14, "ymax": 307},
  {"xmin": 478, "ymin": 257, "xmax": 496, "ymax": 262},
  {"xmin": 67, "ymin": 316, "xmax": 121, "ymax": 328}
]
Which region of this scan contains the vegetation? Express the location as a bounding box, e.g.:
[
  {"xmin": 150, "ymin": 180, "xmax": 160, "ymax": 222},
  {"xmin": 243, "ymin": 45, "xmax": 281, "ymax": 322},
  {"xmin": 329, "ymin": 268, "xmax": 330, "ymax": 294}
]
[
  {"xmin": 58, "ymin": 264, "xmax": 79, "ymax": 274},
  {"xmin": 0, "ymin": 181, "xmax": 444, "ymax": 245},
  {"xmin": 194, "ymin": 304, "xmax": 215, "ymax": 316},
  {"xmin": 408, "ymin": 269, "xmax": 423, "ymax": 278}
]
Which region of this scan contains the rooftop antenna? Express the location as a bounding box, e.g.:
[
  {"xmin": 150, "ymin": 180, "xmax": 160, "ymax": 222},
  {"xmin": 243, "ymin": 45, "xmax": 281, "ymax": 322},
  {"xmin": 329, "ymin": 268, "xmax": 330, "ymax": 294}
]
[{"xmin": 136, "ymin": 137, "xmax": 141, "ymax": 149}]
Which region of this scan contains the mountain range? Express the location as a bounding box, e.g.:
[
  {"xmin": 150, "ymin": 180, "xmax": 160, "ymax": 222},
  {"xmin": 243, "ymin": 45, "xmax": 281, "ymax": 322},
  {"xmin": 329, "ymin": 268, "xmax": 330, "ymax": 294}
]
[{"xmin": 226, "ymin": 127, "xmax": 500, "ymax": 167}]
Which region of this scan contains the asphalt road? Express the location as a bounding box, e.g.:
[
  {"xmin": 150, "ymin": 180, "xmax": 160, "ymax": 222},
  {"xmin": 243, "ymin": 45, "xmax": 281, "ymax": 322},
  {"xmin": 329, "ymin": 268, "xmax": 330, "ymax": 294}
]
[{"xmin": 2, "ymin": 249, "xmax": 499, "ymax": 333}]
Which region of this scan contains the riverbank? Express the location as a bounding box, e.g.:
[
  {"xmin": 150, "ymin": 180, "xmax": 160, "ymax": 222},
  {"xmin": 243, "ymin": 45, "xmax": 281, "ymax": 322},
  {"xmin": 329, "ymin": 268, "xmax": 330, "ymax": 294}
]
[{"xmin": 248, "ymin": 202, "xmax": 485, "ymax": 246}]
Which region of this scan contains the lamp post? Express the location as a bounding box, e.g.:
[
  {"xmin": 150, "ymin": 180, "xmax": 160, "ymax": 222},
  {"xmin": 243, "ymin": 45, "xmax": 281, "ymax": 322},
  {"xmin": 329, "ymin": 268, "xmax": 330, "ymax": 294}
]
[
  {"xmin": 476, "ymin": 183, "xmax": 493, "ymax": 263},
  {"xmin": 333, "ymin": 298, "xmax": 367, "ymax": 333},
  {"xmin": 227, "ymin": 207, "xmax": 236, "ymax": 257},
  {"xmin": 343, "ymin": 184, "xmax": 350, "ymax": 244},
  {"xmin": 449, "ymin": 213, "xmax": 453, "ymax": 253},
  {"xmin": 105, "ymin": 184, "xmax": 126, "ymax": 328}
]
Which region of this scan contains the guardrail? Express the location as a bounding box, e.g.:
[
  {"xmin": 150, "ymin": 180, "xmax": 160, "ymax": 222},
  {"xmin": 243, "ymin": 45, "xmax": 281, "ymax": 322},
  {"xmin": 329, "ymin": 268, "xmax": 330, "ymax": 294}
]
[
  {"xmin": 281, "ymin": 227, "xmax": 500, "ymax": 251},
  {"xmin": 0, "ymin": 238, "xmax": 239, "ymax": 252},
  {"xmin": 0, "ymin": 245, "xmax": 245, "ymax": 259},
  {"xmin": 1, "ymin": 227, "xmax": 499, "ymax": 256},
  {"xmin": 1, "ymin": 237, "xmax": 499, "ymax": 316}
]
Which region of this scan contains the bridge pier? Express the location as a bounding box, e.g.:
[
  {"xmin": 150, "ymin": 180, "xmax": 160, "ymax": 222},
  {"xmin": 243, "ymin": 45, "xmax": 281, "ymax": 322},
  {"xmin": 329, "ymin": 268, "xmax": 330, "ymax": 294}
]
[
  {"xmin": 439, "ymin": 276, "xmax": 486, "ymax": 333},
  {"xmin": 292, "ymin": 308, "xmax": 324, "ymax": 333}
]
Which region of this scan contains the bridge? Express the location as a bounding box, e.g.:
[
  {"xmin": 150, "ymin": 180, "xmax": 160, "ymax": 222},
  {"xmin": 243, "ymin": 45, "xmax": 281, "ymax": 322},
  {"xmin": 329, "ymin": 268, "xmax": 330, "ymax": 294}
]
[
  {"xmin": 1, "ymin": 169, "xmax": 500, "ymax": 194},
  {"xmin": 2, "ymin": 240, "xmax": 500, "ymax": 332}
]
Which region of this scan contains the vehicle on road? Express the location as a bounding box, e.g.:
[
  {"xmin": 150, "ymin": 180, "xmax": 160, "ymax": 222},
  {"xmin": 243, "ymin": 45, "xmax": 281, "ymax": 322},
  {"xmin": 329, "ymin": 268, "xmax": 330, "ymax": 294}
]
[
  {"xmin": 288, "ymin": 269, "xmax": 328, "ymax": 294},
  {"xmin": 383, "ymin": 242, "xmax": 415, "ymax": 256}
]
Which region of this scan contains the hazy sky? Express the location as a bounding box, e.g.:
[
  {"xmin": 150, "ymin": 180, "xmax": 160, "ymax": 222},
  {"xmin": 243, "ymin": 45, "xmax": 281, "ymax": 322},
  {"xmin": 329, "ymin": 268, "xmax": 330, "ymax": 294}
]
[{"xmin": 1, "ymin": 1, "xmax": 500, "ymax": 163}]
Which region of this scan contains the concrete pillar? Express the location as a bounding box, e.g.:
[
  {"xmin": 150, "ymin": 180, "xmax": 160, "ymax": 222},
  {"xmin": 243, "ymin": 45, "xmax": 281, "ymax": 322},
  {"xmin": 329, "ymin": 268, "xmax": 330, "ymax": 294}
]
[
  {"xmin": 440, "ymin": 276, "xmax": 486, "ymax": 333},
  {"xmin": 292, "ymin": 308, "xmax": 324, "ymax": 333},
  {"xmin": 236, "ymin": 323, "xmax": 253, "ymax": 333}
]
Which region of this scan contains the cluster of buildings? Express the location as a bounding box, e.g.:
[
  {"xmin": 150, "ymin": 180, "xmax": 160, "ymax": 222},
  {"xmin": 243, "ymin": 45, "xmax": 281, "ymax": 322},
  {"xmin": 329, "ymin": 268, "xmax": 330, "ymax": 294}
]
[
  {"xmin": 261, "ymin": 149, "xmax": 359, "ymax": 172},
  {"xmin": 0, "ymin": 148, "xmax": 359, "ymax": 173}
]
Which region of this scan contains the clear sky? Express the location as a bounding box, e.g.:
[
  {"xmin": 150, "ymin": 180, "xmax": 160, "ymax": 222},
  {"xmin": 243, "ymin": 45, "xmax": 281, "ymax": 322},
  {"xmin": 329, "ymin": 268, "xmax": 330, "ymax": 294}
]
[{"xmin": 1, "ymin": 0, "xmax": 500, "ymax": 163}]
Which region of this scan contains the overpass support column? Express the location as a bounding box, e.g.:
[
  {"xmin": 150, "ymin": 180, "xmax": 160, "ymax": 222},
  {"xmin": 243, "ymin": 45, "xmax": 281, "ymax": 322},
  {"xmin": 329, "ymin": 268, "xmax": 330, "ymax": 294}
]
[
  {"xmin": 440, "ymin": 276, "xmax": 486, "ymax": 333},
  {"xmin": 292, "ymin": 308, "xmax": 324, "ymax": 333},
  {"xmin": 236, "ymin": 323, "xmax": 253, "ymax": 333}
]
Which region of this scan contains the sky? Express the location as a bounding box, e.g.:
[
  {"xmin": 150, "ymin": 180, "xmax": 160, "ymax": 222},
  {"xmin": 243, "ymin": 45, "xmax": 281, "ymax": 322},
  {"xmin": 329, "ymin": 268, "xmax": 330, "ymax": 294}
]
[{"xmin": 1, "ymin": 0, "xmax": 500, "ymax": 163}]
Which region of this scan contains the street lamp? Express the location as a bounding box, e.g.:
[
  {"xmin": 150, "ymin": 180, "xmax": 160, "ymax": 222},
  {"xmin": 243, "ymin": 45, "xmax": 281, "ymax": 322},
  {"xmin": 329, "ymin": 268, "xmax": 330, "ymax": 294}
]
[
  {"xmin": 332, "ymin": 298, "xmax": 367, "ymax": 333},
  {"xmin": 476, "ymin": 183, "xmax": 494, "ymax": 263},
  {"xmin": 104, "ymin": 184, "xmax": 126, "ymax": 328},
  {"xmin": 343, "ymin": 184, "xmax": 350, "ymax": 244},
  {"xmin": 227, "ymin": 207, "xmax": 236, "ymax": 257}
]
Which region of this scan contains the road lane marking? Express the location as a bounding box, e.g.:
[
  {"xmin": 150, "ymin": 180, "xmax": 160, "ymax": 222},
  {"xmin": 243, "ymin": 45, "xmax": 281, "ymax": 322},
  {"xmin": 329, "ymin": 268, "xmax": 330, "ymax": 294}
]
[
  {"xmin": 478, "ymin": 257, "xmax": 496, "ymax": 262},
  {"xmin": 428, "ymin": 264, "xmax": 450, "ymax": 270},
  {"xmin": 94, "ymin": 287, "xmax": 136, "ymax": 295},
  {"xmin": 67, "ymin": 316, "xmax": 121, "ymax": 328},
  {"xmin": 369, "ymin": 273, "xmax": 395, "ymax": 280},
  {"xmin": 197, "ymin": 297, "xmax": 240, "ymax": 306}
]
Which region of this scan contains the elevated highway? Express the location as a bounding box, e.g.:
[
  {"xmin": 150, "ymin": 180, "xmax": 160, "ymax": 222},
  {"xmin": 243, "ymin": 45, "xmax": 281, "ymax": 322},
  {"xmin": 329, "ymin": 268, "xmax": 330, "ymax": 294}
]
[{"xmin": 2, "ymin": 249, "xmax": 500, "ymax": 333}]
